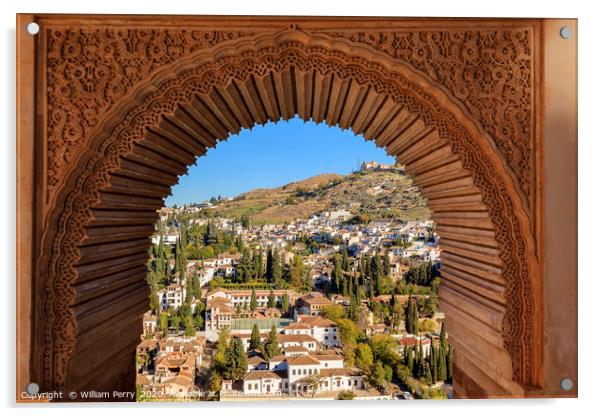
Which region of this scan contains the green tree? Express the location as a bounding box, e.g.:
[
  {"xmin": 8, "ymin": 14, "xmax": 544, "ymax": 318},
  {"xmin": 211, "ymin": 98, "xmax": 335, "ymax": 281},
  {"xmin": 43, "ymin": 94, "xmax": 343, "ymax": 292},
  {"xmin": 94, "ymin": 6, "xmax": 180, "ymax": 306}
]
[
  {"xmin": 224, "ymin": 337, "xmax": 248, "ymax": 381},
  {"xmin": 262, "ymin": 325, "xmax": 281, "ymax": 360},
  {"xmin": 337, "ymin": 318, "xmax": 362, "ymax": 366},
  {"xmin": 281, "ymin": 293, "xmax": 290, "ymax": 315},
  {"xmin": 253, "ymin": 250, "xmax": 263, "ymax": 280},
  {"xmin": 265, "ymin": 249, "xmax": 273, "ymax": 281},
  {"xmin": 404, "ymin": 296, "xmax": 419, "ymax": 334},
  {"xmin": 204, "ymin": 221, "xmax": 221, "ymax": 246},
  {"xmin": 236, "ymin": 249, "xmax": 253, "ymax": 283},
  {"xmin": 184, "ymin": 316, "xmax": 195, "ymax": 336},
  {"xmin": 370, "ymin": 361, "xmax": 387, "ymax": 392},
  {"xmin": 287, "ymin": 253, "xmax": 307, "ymax": 290},
  {"xmin": 336, "ymin": 390, "xmax": 356, "ymax": 400},
  {"xmin": 268, "ymin": 289, "xmax": 275, "ymax": 308},
  {"xmin": 341, "ymin": 246, "xmax": 351, "ymax": 272},
  {"xmin": 159, "ymin": 312, "xmax": 169, "ymax": 337},
  {"xmin": 250, "ymin": 288, "xmax": 258, "ymax": 311},
  {"xmin": 439, "ymin": 320, "xmax": 448, "ymax": 352},
  {"xmin": 171, "ymin": 314, "xmax": 181, "ymax": 331},
  {"xmin": 437, "ymin": 344, "xmax": 447, "ymax": 382},
  {"xmin": 211, "ymin": 328, "xmax": 231, "ymax": 375},
  {"xmin": 241, "ymin": 212, "xmax": 251, "ymax": 229},
  {"xmin": 209, "ymin": 370, "xmax": 222, "ymax": 393},
  {"xmin": 369, "ymin": 334, "xmax": 399, "ymax": 367},
  {"xmin": 249, "ymin": 323, "xmax": 261, "ymax": 351},
  {"xmin": 330, "ymin": 254, "xmax": 343, "ymax": 293},
  {"xmin": 423, "ymin": 361, "xmax": 433, "ymax": 385},
  {"xmin": 355, "ymin": 343, "xmax": 374, "ymax": 373},
  {"xmin": 194, "ymin": 313, "xmax": 204, "ymax": 331},
  {"xmin": 419, "ymin": 319, "xmax": 436, "ymax": 333},
  {"xmin": 322, "ymin": 304, "xmax": 346, "ymax": 321},
  {"xmin": 382, "ymin": 253, "xmax": 391, "ymax": 277},
  {"xmin": 371, "ymin": 255, "xmax": 383, "ymax": 296},
  {"xmin": 446, "ymin": 345, "xmax": 453, "ymax": 381},
  {"xmin": 266, "ymin": 249, "xmax": 282, "ymax": 283},
  {"xmin": 272, "ymin": 251, "xmax": 282, "ymax": 283},
  {"xmin": 189, "ymin": 269, "xmax": 201, "ymax": 300}
]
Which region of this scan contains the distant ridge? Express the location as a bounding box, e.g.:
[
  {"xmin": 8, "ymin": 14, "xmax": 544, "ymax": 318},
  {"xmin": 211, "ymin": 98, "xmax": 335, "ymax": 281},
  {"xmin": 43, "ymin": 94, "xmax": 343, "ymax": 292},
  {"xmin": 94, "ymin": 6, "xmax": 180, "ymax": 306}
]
[{"xmin": 197, "ymin": 169, "xmax": 429, "ymax": 225}]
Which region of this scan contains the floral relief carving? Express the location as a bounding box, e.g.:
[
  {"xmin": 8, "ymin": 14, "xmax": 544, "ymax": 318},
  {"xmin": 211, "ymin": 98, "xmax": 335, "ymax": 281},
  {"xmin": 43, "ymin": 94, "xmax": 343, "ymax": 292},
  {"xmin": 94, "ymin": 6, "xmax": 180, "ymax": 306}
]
[
  {"xmin": 45, "ymin": 27, "xmax": 535, "ymax": 212},
  {"xmin": 39, "ymin": 30, "xmax": 538, "ymax": 391},
  {"xmin": 322, "ymin": 30, "xmax": 535, "ymax": 206},
  {"xmin": 46, "ymin": 28, "xmax": 250, "ymax": 195}
]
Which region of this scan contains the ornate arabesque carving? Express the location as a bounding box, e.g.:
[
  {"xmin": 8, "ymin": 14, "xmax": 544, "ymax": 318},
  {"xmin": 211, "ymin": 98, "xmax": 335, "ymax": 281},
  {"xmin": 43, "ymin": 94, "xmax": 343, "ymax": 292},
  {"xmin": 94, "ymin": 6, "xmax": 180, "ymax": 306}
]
[
  {"xmin": 39, "ymin": 29, "xmax": 538, "ymax": 391},
  {"xmin": 45, "ymin": 26, "xmax": 535, "ymax": 210},
  {"xmin": 46, "ymin": 28, "xmax": 250, "ymax": 195},
  {"xmin": 323, "ymin": 30, "xmax": 535, "ymax": 205}
]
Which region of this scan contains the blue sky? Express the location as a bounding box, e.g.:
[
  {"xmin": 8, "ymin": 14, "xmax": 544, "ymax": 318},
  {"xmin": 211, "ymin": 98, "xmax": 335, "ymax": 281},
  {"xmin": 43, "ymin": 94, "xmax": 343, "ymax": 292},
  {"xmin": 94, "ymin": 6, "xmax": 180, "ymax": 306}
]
[{"xmin": 166, "ymin": 117, "xmax": 395, "ymax": 206}]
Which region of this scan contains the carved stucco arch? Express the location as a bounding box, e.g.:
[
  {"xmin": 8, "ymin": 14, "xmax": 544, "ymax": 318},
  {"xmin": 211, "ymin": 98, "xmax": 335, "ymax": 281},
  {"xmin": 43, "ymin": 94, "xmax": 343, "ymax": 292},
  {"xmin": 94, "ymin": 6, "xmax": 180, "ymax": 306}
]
[{"xmin": 34, "ymin": 28, "xmax": 541, "ymax": 396}]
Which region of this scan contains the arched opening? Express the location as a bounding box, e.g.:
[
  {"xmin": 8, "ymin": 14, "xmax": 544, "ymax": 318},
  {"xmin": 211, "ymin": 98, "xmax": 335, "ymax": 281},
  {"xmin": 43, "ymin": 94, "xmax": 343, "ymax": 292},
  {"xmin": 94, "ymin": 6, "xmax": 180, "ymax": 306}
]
[
  {"xmin": 32, "ymin": 28, "xmax": 541, "ymax": 399},
  {"xmin": 140, "ymin": 118, "xmax": 442, "ymax": 399}
]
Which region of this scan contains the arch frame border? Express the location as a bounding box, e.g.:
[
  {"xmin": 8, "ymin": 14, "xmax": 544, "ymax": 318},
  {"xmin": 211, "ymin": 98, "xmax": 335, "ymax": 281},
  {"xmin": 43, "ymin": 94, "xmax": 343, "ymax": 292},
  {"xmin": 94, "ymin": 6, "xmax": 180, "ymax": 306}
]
[{"xmin": 15, "ymin": 15, "xmax": 577, "ymax": 400}]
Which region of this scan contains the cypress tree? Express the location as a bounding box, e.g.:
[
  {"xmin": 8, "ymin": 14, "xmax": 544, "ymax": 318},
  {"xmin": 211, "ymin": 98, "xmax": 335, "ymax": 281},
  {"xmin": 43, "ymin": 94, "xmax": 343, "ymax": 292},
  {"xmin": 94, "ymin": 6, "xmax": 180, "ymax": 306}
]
[
  {"xmin": 430, "ymin": 344, "xmax": 438, "ymax": 382},
  {"xmin": 249, "ymin": 323, "xmax": 261, "ymax": 351},
  {"xmin": 424, "ymin": 362, "xmax": 432, "ymax": 385},
  {"xmin": 250, "ymin": 288, "xmax": 258, "ymax": 311},
  {"xmin": 341, "ymin": 246, "xmax": 350, "ymax": 272},
  {"xmin": 263, "ymin": 325, "xmax": 281, "ymax": 360},
  {"xmin": 271, "ymin": 250, "xmax": 282, "ymax": 283},
  {"xmin": 330, "ymin": 254, "xmax": 343, "ymax": 294},
  {"xmin": 354, "ymin": 272, "xmax": 363, "ymax": 300},
  {"xmin": 266, "ymin": 249, "xmax": 273, "ymax": 282},
  {"xmin": 412, "ymin": 300, "xmax": 419, "ymax": 334},
  {"xmin": 405, "ymin": 297, "xmax": 415, "ymax": 334},
  {"xmin": 439, "ymin": 320, "xmax": 448, "ymax": 352},
  {"xmin": 253, "ymin": 251, "xmax": 263, "ymax": 281},
  {"xmin": 438, "ymin": 345, "xmax": 447, "ymax": 381},
  {"xmin": 342, "ymin": 275, "xmax": 349, "ymax": 297},
  {"xmin": 268, "ymin": 289, "xmax": 275, "ymax": 308},
  {"xmin": 190, "ymin": 269, "xmax": 200, "ymax": 299},
  {"xmin": 225, "ymin": 338, "xmax": 248, "ymax": 381},
  {"xmin": 282, "ymin": 293, "xmax": 289, "ymax": 315},
  {"xmin": 446, "ymin": 346, "xmax": 453, "ymax": 381},
  {"xmin": 382, "ymin": 253, "xmax": 391, "ymax": 277},
  {"xmin": 160, "ymin": 312, "xmax": 169, "ymax": 337}
]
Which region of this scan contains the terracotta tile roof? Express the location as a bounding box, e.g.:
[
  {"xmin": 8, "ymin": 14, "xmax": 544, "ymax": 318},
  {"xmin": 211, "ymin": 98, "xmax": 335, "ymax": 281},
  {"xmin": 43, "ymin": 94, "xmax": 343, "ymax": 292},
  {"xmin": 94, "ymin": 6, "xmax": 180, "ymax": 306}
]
[
  {"xmin": 277, "ymin": 333, "xmax": 318, "ymax": 344},
  {"xmin": 312, "ymin": 354, "xmax": 342, "ymax": 361},
  {"xmin": 397, "ymin": 336, "xmax": 431, "ymax": 347},
  {"xmin": 243, "ymin": 370, "xmax": 287, "ymax": 381},
  {"xmin": 155, "ymin": 352, "xmax": 196, "ymax": 369},
  {"xmin": 247, "ymin": 356, "xmax": 267, "ymax": 365},
  {"xmin": 137, "ymin": 339, "xmax": 158, "ymax": 350},
  {"xmin": 297, "ymin": 316, "xmax": 337, "ymax": 328},
  {"xmin": 298, "ymin": 293, "xmax": 333, "ymax": 305},
  {"xmin": 207, "ymin": 297, "xmax": 233, "ymax": 313},
  {"xmin": 288, "ymin": 354, "xmax": 320, "ymax": 366},
  {"xmin": 285, "ymin": 322, "xmax": 312, "ymax": 330},
  {"xmin": 268, "ymin": 355, "xmax": 287, "ymax": 363}
]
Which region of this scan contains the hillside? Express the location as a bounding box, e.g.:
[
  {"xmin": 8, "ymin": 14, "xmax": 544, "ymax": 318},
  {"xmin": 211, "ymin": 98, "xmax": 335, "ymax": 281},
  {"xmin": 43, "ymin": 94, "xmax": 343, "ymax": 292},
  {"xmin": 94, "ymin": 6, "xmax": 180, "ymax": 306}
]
[{"xmin": 203, "ymin": 170, "xmax": 430, "ymax": 225}]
